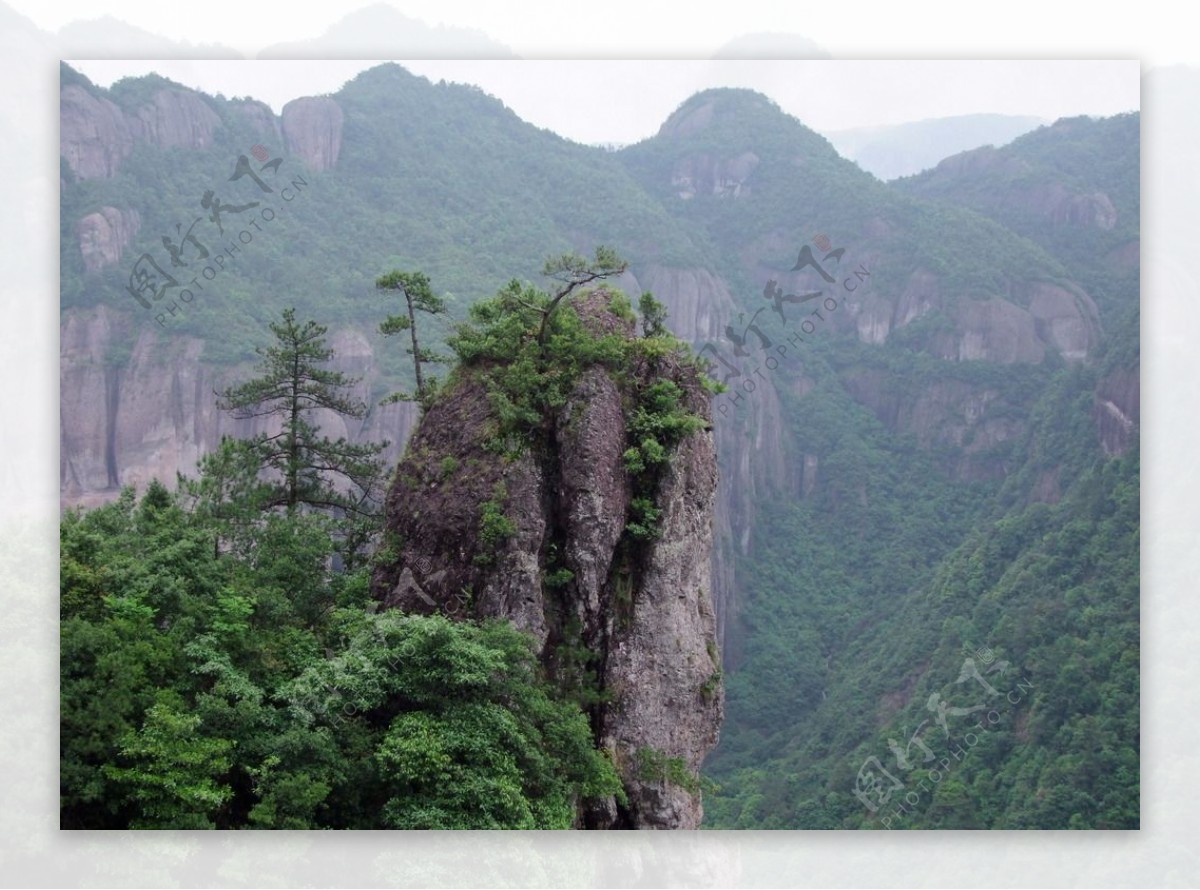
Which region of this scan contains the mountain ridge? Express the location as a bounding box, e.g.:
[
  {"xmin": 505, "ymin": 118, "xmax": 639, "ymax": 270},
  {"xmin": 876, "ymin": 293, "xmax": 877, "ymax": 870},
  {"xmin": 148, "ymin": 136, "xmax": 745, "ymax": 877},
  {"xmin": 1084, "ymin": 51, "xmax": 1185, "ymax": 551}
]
[{"xmin": 59, "ymin": 61, "xmax": 1139, "ymax": 828}]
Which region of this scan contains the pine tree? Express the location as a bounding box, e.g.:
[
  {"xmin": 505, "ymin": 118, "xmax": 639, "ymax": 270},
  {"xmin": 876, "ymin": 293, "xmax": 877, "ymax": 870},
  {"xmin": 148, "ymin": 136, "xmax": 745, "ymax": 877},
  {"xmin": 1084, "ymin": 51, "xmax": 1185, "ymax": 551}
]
[
  {"xmin": 376, "ymin": 270, "xmax": 449, "ymax": 409},
  {"xmin": 215, "ymin": 308, "xmax": 387, "ymax": 520},
  {"xmin": 535, "ymin": 246, "xmax": 627, "ymax": 344}
]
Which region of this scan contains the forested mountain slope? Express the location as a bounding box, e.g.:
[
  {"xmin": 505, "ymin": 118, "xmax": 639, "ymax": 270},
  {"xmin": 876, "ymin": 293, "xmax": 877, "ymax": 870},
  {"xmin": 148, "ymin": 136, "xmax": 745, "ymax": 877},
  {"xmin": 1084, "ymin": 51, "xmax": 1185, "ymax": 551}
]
[
  {"xmin": 60, "ymin": 64, "xmax": 1138, "ymax": 828},
  {"xmin": 615, "ymin": 97, "xmax": 1137, "ymax": 827}
]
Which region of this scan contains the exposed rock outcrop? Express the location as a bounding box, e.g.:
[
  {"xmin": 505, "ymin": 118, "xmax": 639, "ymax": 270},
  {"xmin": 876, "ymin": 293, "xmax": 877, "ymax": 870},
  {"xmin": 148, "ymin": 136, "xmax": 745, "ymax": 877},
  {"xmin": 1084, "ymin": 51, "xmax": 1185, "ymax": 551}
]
[
  {"xmin": 671, "ymin": 151, "xmax": 760, "ymax": 199},
  {"xmin": 1094, "ymin": 365, "xmax": 1140, "ymax": 456},
  {"xmin": 77, "ymin": 207, "xmax": 140, "ymax": 273},
  {"xmin": 59, "ymin": 306, "xmax": 415, "ymax": 508},
  {"xmin": 371, "ymin": 290, "xmax": 723, "ymax": 829},
  {"xmin": 282, "ymin": 97, "xmax": 344, "ymax": 172},
  {"xmin": 626, "ymin": 266, "xmax": 735, "ymax": 344},
  {"xmin": 60, "ymin": 84, "xmax": 133, "ymax": 180},
  {"xmin": 232, "ymin": 98, "xmax": 282, "ymax": 144},
  {"xmin": 60, "ymin": 83, "xmax": 223, "ymax": 180},
  {"xmin": 837, "ymin": 269, "xmax": 1100, "ymax": 364},
  {"xmin": 923, "ymin": 144, "xmax": 1119, "ymax": 230},
  {"xmin": 1027, "ymin": 282, "xmax": 1101, "ymax": 362},
  {"xmin": 126, "ymin": 88, "xmax": 221, "ymax": 151}
]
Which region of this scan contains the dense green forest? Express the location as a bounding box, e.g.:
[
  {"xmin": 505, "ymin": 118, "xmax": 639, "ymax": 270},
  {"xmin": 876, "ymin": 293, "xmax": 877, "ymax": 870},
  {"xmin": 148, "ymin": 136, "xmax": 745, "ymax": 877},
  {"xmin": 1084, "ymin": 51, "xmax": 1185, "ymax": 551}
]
[
  {"xmin": 671, "ymin": 100, "xmax": 1140, "ymax": 829},
  {"xmin": 60, "ymin": 279, "xmax": 644, "ymax": 829},
  {"xmin": 61, "ymin": 63, "xmax": 1138, "ymax": 829},
  {"xmin": 702, "ymin": 358, "xmax": 1138, "ymax": 828}
]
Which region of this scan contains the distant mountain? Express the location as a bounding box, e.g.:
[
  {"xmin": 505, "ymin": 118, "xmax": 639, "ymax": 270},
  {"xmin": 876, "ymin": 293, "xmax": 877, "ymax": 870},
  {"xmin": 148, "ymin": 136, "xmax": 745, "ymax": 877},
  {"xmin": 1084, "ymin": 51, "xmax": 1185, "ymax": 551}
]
[
  {"xmin": 711, "ymin": 32, "xmax": 830, "ymax": 59},
  {"xmin": 896, "ymin": 113, "xmax": 1139, "ymax": 323},
  {"xmin": 824, "ymin": 113, "xmax": 1045, "ymax": 181},
  {"xmin": 58, "ymin": 15, "xmax": 243, "ymax": 58},
  {"xmin": 257, "ymin": 3, "xmax": 517, "ymax": 59}
]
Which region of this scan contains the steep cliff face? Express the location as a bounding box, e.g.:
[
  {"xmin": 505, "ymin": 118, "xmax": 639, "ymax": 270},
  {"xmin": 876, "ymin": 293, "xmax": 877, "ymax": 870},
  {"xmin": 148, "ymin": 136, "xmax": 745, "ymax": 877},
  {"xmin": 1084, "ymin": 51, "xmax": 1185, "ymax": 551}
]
[
  {"xmin": 61, "ymin": 75, "xmax": 346, "ymax": 187},
  {"xmin": 60, "ymin": 82, "xmax": 222, "ymax": 181},
  {"xmin": 60, "ymin": 306, "xmax": 416, "ymax": 508},
  {"xmin": 126, "ymin": 88, "xmax": 222, "ymax": 152},
  {"xmin": 619, "ymin": 264, "xmax": 783, "ymax": 660},
  {"xmin": 671, "ymin": 151, "xmax": 761, "ymax": 199},
  {"xmin": 60, "ymin": 84, "xmax": 133, "ymax": 180},
  {"xmin": 76, "ymin": 207, "xmax": 140, "ymax": 274},
  {"xmin": 281, "ymin": 97, "xmax": 344, "ymax": 172},
  {"xmin": 371, "ymin": 290, "xmax": 723, "ymax": 829}
]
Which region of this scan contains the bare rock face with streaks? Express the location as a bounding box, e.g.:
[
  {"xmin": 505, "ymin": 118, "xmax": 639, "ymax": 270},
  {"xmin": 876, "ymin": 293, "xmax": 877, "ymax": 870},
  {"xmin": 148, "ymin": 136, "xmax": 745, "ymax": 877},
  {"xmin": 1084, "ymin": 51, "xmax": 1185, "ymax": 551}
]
[
  {"xmin": 59, "ymin": 307, "xmax": 416, "ymax": 508},
  {"xmin": 77, "ymin": 207, "xmax": 141, "ymax": 273},
  {"xmin": 282, "ymin": 97, "xmax": 344, "ymax": 172},
  {"xmin": 371, "ymin": 289, "xmax": 723, "ymax": 829}
]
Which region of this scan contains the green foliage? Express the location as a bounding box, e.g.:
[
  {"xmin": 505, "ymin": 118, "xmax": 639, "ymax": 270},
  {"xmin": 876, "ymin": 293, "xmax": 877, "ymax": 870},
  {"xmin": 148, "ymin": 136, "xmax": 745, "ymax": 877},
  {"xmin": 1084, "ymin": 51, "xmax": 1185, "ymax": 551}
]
[
  {"xmin": 289, "ymin": 612, "xmax": 623, "ymax": 828},
  {"xmin": 376, "ymin": 269, "xmax": 449, "ymax": 409},
  {"xmin": 176, "ymin": 436, "xmax": 275, "ymax": 558},
  {"xmin": 60, "ymin": 62, "xmax": 703, "ymax": 367},
  {"xmin": 475, "ymin": 482, "xmax": 517, "ymax": 565},
  {"xmin": 447, "ymin": 252, "xmax": 632, "ymax": 454},
  {"xmin": 107, "ymin": 73, "xmax": 189, "ymax": 113},
  {"xmin": 607, "ymin": 290, "xmax": 637, "ymax": 324},
  {"xmin": 543, "ymin": 567, "xmax": 575, "ymax": 589},
  {"xmin": 638, "ymin": 291, "xmax": 669, "ymax": 338},
  {"xmin": 618, "ymin": 87, "xmax": 1070, "ymax": 321},
  {"xmin": 216, "ymin": 308, "xmax": 388, "ymax": 526},
  {"xmin": 625, "ymin": 380, "xmax": 707, "ymax": 471},
  {"xmin": 102, "ymin": 694, "xmax": 235, "ymax": 829},
  {"xmin": 624, "ymin": 497, "xmax": 662, "ymax": 542},
  {"xmin": 635, "ymin": 746, "xmax": 701, "ymax": 796},
  {"xmin": 622, "ymin": 379, "xmax": 707, "ymax": 541},
  {"xmin": 897, "ymin": 113, "xmax": 1139, "ymax": 323},
  {"xmin": 702, "ymin": 374, "xmax": 1138, "ymax": 830},
  {"xmin": 60, "ymin": 480, "xmax": 619, "ymax": 829},
  {"xmin": 532, "ymin": 246, "xmax": 628, "ymax": 341},
  {"xmin": 549, "ymin": 615, "xmax": 612, "ymax": 710}
]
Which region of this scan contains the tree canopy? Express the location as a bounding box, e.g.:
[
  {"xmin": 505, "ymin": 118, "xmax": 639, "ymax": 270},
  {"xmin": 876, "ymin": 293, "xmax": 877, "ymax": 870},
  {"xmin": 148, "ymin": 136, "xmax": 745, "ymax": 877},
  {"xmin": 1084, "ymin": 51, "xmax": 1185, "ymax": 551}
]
[{"xmin": 216, "ymin": 308, "xmax": 387, "ymax": 520}]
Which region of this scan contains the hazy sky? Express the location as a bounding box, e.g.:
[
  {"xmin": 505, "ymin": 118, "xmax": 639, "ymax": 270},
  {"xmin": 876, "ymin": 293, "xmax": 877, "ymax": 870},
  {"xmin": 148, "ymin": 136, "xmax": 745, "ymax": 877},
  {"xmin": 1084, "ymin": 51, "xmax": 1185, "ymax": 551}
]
[
  {"xmin": 66, "ymin": 59, "xmax": 1139, "ymax": 145},
  {"xmin": 11, "ymin": 0, "xmax": 1194, "ymax": 64},
  {"xmin": 10, "ymin": 0, "xmax": 1142, "ymax": 143}
]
